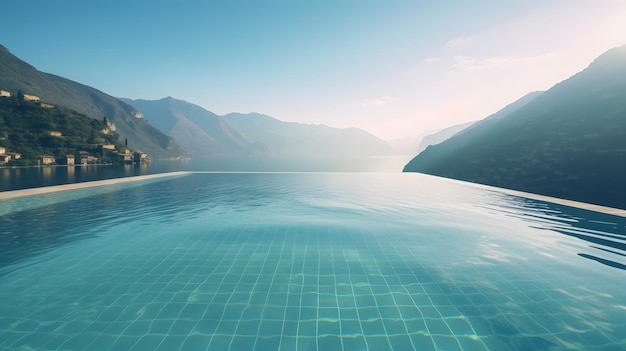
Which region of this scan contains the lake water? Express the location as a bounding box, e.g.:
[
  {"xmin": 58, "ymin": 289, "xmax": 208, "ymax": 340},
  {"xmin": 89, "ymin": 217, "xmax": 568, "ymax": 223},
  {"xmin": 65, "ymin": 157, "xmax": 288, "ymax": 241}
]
[
  {"xmin": 0, "ymin": 156, "xmax": 413, "ymax": 191},
  {"xmin": 1, "ymin": 172, "xmax": 625, "ymax": 351}
]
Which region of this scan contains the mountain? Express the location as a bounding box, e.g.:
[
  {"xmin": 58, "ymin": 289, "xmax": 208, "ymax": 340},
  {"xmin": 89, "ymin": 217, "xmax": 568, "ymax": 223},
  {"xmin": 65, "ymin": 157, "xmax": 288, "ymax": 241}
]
[
  {"xmin": 389, "ymin": 93, "xmax": 540, "ymax": 157},
  {"xmin": 388, "ymin": 131, "xmax": 433, "ymax": 156},
  {"xmin": 124, "ymin": 97, "xmax": 393, "ymax": 159},
  {"xmin": 416, "ymin": 120, "xmax": 477, "ymax": 154},
  {"xmin": 404, "ymin": 45, "xmax": 626, "ymax": 209},
  {"xmin": 223, "ymin": 112, "xmax": 393, "ymax": 158},
  {"xmin": 388, "ymin": 121, "xmax": 476, "ymax": 156},
  {"xmin": 0, "ymin": 45, "xmax": 186, "ymax": 159},
  {"xmin": 121, "ymin": 97, "xmax": 265, "ymax": 157}
]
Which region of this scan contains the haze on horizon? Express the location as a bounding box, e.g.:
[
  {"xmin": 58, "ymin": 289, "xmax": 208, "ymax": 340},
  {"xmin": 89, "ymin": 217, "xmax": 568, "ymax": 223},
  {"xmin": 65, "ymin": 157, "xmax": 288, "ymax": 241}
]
[{"xmin": 2, "ymin": 0, "xmax": 626, "ymax": 141}]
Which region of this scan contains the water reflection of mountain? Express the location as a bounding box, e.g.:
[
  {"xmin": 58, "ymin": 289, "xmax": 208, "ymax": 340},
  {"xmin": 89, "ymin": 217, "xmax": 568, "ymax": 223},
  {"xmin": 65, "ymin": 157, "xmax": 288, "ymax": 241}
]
[{"xmin": 483, "ymin": 192, "xmax": 626, "ymax": 271}]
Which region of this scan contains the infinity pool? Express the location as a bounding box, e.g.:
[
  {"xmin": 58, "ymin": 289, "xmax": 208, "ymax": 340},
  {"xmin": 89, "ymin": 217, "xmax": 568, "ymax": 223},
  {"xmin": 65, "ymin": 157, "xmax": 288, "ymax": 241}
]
[{"xmin": 1, "ymin": 172, "xmax": 625, "ymax": 350}]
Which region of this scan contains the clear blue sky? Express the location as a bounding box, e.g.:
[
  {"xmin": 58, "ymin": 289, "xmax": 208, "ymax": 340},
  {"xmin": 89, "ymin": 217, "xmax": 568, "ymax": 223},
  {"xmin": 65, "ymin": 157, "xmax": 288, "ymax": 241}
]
[{"xmin": 2, "ymin": 0, "xmax": 626, "ymax": 140}]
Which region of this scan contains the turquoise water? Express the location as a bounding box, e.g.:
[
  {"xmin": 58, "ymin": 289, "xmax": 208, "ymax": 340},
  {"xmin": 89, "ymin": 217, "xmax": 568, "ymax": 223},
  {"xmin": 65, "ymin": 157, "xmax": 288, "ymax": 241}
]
[{"xmin": 1, "ymin": 172, "xmax": 625, "ymax": 351}]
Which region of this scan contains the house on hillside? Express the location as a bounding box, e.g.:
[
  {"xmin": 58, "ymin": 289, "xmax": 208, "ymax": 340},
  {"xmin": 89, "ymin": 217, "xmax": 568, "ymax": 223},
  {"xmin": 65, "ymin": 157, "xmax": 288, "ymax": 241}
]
[
  {"xmin": 0, "ymin": 90, "xmax": 10, "ymax": 97},
  {"xmin": 134, "ymin": 151, "xmax": 149, "ymax": 164},
  {"xmin": 24, "ymin": 94, "xmax": 40, "ymax": 102},
  {"xmin": 6, "ymin": 152, "xmax": 21, "ymax": 160},
  {"xmin": 102, "ymin": 120, "xmax": 117, "ymax": 134},
  {"xmin": 117, "ymin": 151, "xmax": 133, "ymax": 163},
  {"xmin": 77, "ymin": 151, "xmax": 97, "ymax": 165},
  {"xmin": 61, "ymin": 155, "xmax": 75, "ymax": 165},
  {"xmin": 0, "ymin": 147, "xmax": 12, "ymax": 164},
  {"xmin": 39, "ymin": 155, "xmax": 55, "ymax": 165},
  {"xmin": 40, "ymin": 103, "xmax": 54, "ymax": 109},
  {"xmin": 49, "ymin": 131, "xmax": 62, "ymax": 137}
]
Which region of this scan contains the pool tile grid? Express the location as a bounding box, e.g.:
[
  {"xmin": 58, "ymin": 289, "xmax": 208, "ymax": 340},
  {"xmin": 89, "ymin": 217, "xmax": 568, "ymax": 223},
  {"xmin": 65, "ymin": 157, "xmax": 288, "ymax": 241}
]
[
  {"xmin": 426, "ymin": 246, "xmax": 626, "ymax": 350},
  {"xmin": 2, "ymin": 215, "xmax": 626, "ymax": 350}
]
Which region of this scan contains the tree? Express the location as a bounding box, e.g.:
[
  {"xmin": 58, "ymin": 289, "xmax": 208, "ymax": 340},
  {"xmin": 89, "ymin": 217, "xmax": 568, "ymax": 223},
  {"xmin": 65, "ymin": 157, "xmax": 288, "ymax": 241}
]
[
  {"xmin": 17, "ymin": 90, "xmax": 24, "ymax": 101},
  {"xmin": 125, "ymin": 137, "xmax": 128, "ymax": 146}
]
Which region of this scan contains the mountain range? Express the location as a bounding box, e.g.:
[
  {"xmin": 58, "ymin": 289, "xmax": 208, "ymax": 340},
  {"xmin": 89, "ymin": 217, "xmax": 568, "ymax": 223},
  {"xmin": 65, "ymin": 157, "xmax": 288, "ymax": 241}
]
[
  {"xmin": 122, "ymin": 97, "xmax": 393, "ymax": 159},
  {"xmin": 1, "ymin": 45, "xmax": 393, "ymax": 161},
  {"xmin": 404, "ymin": 45, "xmax": 626, "ymax": 209},
  {"xmin": 0, "ymin": 45, "xmax": 186, "ymax": 159},
  {"xmin": 119, "ymin": 97, "xmax": 260, "ymax": 157}
]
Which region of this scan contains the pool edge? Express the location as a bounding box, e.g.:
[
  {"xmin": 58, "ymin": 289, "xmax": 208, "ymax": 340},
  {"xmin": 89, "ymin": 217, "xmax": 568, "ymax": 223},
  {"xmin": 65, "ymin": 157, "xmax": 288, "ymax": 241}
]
[
  {"xmin": 0, "ymin": 171, "xmax": 191, "ymax": 200},
  {"xmin": 415, "ymin": 173, "xmax": 626, "ymax": 218}
]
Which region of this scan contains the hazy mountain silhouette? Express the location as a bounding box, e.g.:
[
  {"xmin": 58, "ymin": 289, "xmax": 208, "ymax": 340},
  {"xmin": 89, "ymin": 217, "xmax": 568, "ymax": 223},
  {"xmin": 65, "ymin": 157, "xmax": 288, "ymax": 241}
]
[
  {"xmin": 121, "ymin": 97, "xmax": 266, "ymax": 157},
  {"xmin": 416, "ymin": 120, "xmax": 477, "ymax": 153},
  {"xmin": 0, "ymin": 45, "xmax": 186, "ymax": 159},
  {"xmin": 223, "ymin": 112, "xmax": 393, "ymax": 158},
  {"xmin": 404, "ymin": 45, "xmax": 626, "ymax": 209},
  {"xmin": 124, "ymin": 97, "xmax": 393, "ymax": 159}
]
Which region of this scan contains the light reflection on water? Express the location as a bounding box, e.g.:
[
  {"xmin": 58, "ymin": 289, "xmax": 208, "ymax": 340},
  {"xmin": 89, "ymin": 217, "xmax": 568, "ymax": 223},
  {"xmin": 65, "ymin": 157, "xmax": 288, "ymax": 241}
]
[
  {"xmin": 0, "ymin": 156, "xmax": 413, "ymax": 191},
  {"xmin": 0, "ymin": 172, "xmax": 625, "ymax": 351}
]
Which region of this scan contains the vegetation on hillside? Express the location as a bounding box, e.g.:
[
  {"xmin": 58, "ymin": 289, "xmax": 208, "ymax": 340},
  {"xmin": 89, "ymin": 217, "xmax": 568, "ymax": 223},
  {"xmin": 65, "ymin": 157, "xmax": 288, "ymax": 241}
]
[
  {"xmin": 0, "ymin": 44, "xmax": 187, "ymax": 159},
  {"xmin": 403, "ymin": 45, "xmax": 626, "ymax": 209},
  {"xmin": 0, "ymin": 96, "xmax": 128, "ymax": 166}
]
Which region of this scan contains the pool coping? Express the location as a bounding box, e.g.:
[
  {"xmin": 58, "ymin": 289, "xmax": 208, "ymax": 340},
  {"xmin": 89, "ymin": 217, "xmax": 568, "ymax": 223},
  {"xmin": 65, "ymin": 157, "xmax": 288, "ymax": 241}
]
[
  {"xmin": 0, "ymin": 171, "xmax": 191, "ymax": 200},
  {"xmin": 430, "ymin": 174, "xmax": 626, "ymax": 218}
]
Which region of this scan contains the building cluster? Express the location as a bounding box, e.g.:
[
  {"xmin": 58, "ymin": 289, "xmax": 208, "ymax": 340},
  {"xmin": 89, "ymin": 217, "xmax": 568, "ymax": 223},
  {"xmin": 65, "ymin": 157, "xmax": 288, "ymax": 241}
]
[
  {"xmin": 0, "ymin": 88, "xmax": 150, "ymax": 166},
  {"xmin": 1, "ymin": 89, "xmax": 55, "ymax": 108},
  {"xmin": 0, "ymin": 146, "xmax": 22, "ymax": 164},
  {"xmin": 1, "ymin": 146, "xmax": 149, "ymax": 166}
]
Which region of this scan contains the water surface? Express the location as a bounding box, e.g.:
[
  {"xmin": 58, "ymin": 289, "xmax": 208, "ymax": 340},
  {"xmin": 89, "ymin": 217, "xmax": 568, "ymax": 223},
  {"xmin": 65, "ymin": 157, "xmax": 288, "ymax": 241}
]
[{"xmin": 0, "ymin": 173, "xmax": 624, "ymax": 351}]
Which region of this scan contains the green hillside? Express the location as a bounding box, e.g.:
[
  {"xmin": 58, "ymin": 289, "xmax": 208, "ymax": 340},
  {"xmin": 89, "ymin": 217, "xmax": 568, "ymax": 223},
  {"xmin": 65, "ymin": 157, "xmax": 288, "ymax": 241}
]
[
  {"xmin": 403, "ymin": 45, "xmax": 626, "ymax": 209},
  {"xmin": 0, "ymin": 96, "xmax": 128, "ymax": 165},
  {"xmin": 0, "ymin": 45, "xmax": 187, "ymax": 159}
]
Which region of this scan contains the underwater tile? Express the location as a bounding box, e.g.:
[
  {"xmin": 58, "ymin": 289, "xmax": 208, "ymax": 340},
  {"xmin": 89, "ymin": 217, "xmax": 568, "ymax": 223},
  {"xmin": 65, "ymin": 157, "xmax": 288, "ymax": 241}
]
[
  {"xmin": 128, "ymin": 334, "xmax": 165, "ymax": 351},
  {"xmin": 169, "ymin": 319, "xmax": 197, "ymax": 336},
  {"xmin": 282, "ymin": 321, "xmax": 298, "ymax": 336},
  {"xmin": 382, "ymin": 318, "xmax": 408, "ymax": 335},
  {"xmin": 236, "ymin": 320, "xmax": 260, "ymax": 336},
  {"xmin": 389, "ymin": 334, "xmax": 415, "ymax": 350},
  {"xmin": 215, "ymin": 320, "xmax": 238, "ymax": 335},
  {"xmin": 365, "ymin": 335, "xmax": 393, "ymax": 351},
  {"xmin": 297, "ymin": 336, "xmax": 317, "ymax": 350},
  {"xmin": 433, "ymin": 335, "xmax": 462, "ymax": 350},
  {"xmin": 318, "ymin": 320, "xmax": 340, "ymax": 336},
  {"xmin": 298, "ymin": 320, "xmax": 317, "ymax": 337},
  {"xmin": 124, "ymin": 320, "xmax": 152, "ymax": 336},
  {"xmin": 254, "ymin": 336, "xmax": 281, "ymax": 351},
  {"xmin": 258, "ymin": 320, "xmax": 283, "ymax": 336},
  {"xmin": 180, "ymin": 334, "xmax": 212, "ymax": 350},
  {"xmin": 278, "ymin": 336, "xmax": 297, "ymax": 351},
  {"xmin": 85, "ymin": 334, "xmax": 118, "ymax": 350},
  {"xmin": 206, "ymin": 335, "xmax": 233, "ymax": 350},
  {"xmin": 318, "ymin": 335, "xmax": 342, "ymax": 350},
  {"xmin": 230, "ymin": 336, "xmax": 257, "ymax": 351},
  {"xmin": 339, "ymin": 308, "xmax": 359, "ymax": 320},
  {"xmin": 457, "ymin": 335, "xmax": 489, "ymax": 351}
]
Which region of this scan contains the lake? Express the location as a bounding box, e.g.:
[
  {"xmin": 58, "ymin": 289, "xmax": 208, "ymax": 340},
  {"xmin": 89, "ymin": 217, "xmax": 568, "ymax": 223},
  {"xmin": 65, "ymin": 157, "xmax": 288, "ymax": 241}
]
[
  {"xmin": 0, "ymin": 156, "xmax": 413, "ymax": 192},
  {"xmin": 1, "ymin": 172, "xmax": 625, "ymax": 350}
]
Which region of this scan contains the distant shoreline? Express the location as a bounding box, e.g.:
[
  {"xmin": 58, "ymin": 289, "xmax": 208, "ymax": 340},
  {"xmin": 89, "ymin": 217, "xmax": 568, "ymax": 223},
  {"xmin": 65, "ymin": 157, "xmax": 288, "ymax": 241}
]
[{"xmin": 0, "ymin": 163, "xmax": 143, "ymax": 169}]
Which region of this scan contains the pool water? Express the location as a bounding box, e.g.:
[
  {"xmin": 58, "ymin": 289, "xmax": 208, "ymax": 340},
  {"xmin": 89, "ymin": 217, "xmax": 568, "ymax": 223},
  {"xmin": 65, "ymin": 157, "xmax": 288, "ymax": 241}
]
[{"xmin": 1, "ymin": 172, "xmax": 625, "ymax": 351}]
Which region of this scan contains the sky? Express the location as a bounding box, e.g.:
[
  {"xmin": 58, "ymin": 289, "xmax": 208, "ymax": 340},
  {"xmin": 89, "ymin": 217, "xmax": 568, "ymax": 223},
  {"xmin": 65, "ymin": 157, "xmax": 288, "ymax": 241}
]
[{"xmin": 2, "ymin": 0, "xmax": 626, "ymax": 141}]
